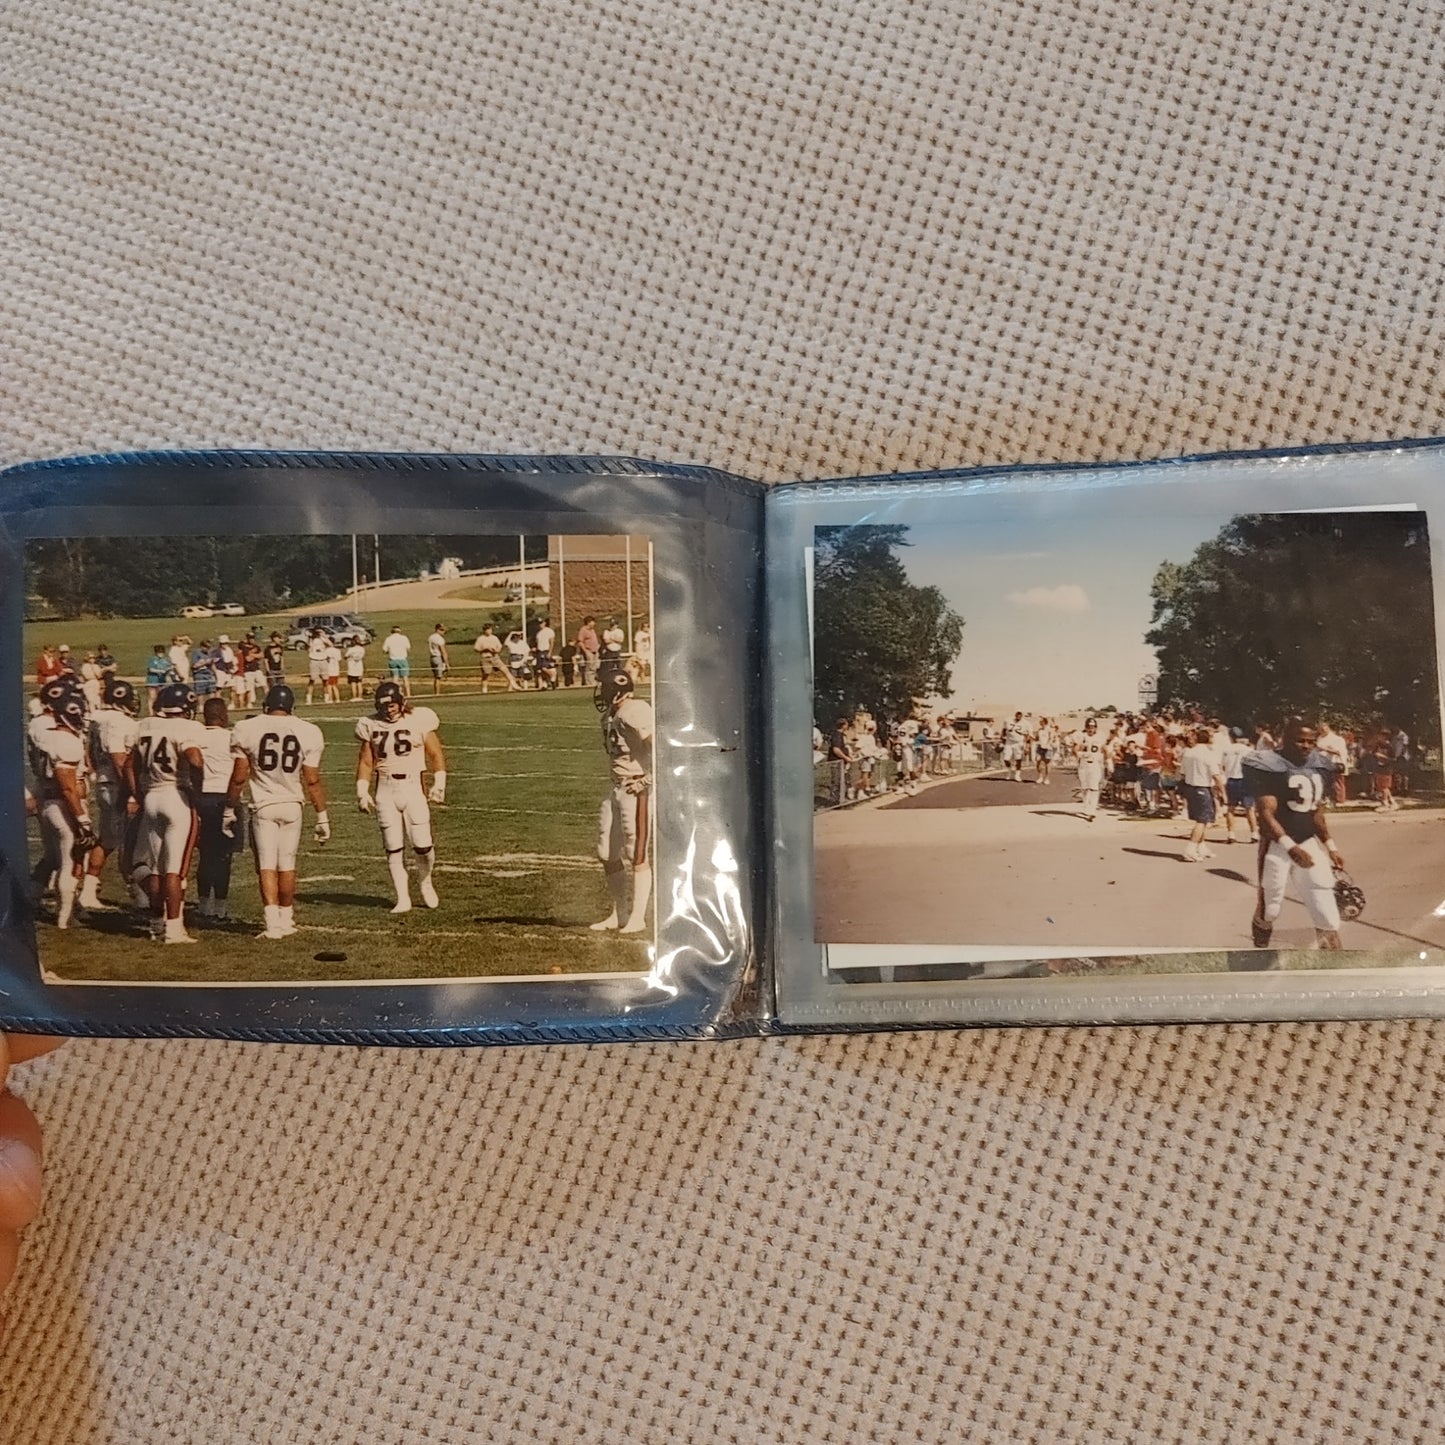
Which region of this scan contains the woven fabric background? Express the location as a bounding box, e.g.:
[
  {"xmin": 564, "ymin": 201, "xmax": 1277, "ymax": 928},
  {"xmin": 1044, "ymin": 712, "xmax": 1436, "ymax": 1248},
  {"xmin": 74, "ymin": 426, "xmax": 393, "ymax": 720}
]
[{"xmin": 3, "ymin": 0, "xmax": 1445, "ymax": 1439}]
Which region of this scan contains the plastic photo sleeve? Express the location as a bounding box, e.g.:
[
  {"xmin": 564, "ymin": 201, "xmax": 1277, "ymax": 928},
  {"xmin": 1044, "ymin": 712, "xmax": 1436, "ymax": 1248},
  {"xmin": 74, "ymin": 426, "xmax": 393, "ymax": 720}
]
[
  {"xmin": 767, "ymin": 441, "xmax": 1445, "ymax": 1029},
  {"xmin": 0, "ymin": 452, "xmax": 765, "ymax": 1045}
]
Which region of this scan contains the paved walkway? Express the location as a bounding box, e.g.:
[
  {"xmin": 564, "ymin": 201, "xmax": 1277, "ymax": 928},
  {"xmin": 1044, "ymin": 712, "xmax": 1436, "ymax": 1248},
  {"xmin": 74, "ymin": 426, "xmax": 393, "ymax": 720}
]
[{"xmin": 816, "ymin": 772, "xmax": 1445, "ymax": 952}]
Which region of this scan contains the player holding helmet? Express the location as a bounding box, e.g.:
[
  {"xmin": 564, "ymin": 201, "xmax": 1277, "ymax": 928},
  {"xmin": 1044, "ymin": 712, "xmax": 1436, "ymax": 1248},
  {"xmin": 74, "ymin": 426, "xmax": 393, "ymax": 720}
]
[
  {"xmin": 591, "ymin": 662, "xmax": 654, "ymax": 935},
  {"xmin": 133, "ymin": 682, "xmax": 207, "ymax": 944},
  {"xmin": 1244, "ymin": 718, "xmax": 1346, "ymax": 951},
  {"xmin": 28, "ymin": 681, "xmax": 96, "ymax": 930},
  {"xmin": 227, "ymin": 684, "xmax": 330, "ymax": 940},
  {"xmin": 355, "ymin": 680, "xmax": 447, "ymax": 913}
]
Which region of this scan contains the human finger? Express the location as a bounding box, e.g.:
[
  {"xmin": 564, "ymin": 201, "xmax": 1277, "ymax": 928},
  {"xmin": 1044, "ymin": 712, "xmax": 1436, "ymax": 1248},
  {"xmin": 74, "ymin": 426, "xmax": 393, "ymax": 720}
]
[
  {"xmin": 0, "ymin": 1094, "xmax": 44, "ymax": 1232},
  {"xmin": 3, "ymin": 1034, "xmax": 66, "ymax": 1070}
]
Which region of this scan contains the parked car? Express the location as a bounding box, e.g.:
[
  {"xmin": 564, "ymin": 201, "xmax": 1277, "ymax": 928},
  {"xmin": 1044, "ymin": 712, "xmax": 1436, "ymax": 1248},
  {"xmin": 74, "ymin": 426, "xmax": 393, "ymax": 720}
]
[
  {"xmin": 180, "ymin": 604, "xmax": 214, "ymax": 619},
  {"xmin": 218, "ymin": 602, "xmax": 247, "ymax": 617},
  {"xmin": 286, "ymin": 612, "xmax": 375, "ymax": 649}
]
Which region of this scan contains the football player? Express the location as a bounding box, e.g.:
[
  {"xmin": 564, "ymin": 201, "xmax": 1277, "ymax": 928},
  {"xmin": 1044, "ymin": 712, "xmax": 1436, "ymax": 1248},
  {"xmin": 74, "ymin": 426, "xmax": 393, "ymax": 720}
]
[
  {"xmin": 590, "ymin": 662, "xmax": 653, "ymax": 935},
  {"xmin": 1070, "ymin": 716, "xmax": 1108, "ymax": 822},
  {"xmin": 1243, "ymin": 718, "xmax": 1345, "ymax": 950},
  {"xmin": 79, "ymin": 676, "xmax": 141, "ymax": 911},
  {"xmin": 228, "ymin": 684, "xmax": 329, "ymax": 940},
  {"xmin": 355, "ymin": 680, "xmax": 446, "ymax": 913},
  {"xmin": 28, "ymin": 684, "xmax": 96, "ymax": 930},
  {"xmin": 133, "ymin": 683, "xmax": 207, "ymax": 944},
  {"xmin": 1000, "ymin": 711, "xmax": 1029, "ymax": 783}
]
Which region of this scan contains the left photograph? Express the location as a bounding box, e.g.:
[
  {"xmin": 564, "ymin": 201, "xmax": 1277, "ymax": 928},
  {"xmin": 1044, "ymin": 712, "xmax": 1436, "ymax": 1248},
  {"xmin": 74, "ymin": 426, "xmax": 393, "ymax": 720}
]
[{"xmin": 22, "ymin": 532, "xmax": 657, "ymax": 985}]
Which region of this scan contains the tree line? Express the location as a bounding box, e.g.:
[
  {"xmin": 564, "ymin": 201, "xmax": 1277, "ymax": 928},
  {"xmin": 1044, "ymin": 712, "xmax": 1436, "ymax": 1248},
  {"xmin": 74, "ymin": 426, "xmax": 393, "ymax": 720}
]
[
  {"xmin": 26, "ymin": 535, "xmax": 547, "ymax": 619},
  {"xmin": 1148, "ymin": 511, "xmax": 1441, "ymax": 745},
  {"xmin": 812, "ymin": 525, "xmax": 965, "ymax": 723}
]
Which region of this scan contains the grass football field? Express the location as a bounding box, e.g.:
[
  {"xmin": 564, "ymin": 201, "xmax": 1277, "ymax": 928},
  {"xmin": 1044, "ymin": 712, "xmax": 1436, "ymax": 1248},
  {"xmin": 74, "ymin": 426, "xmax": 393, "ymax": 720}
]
[{"xmin": 24, "ymin": 619, "xmax": 651, "ymax": 984}]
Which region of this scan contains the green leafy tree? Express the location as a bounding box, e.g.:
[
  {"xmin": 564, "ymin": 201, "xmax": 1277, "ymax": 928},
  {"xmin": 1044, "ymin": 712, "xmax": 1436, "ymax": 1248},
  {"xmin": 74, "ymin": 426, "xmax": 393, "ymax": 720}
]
[
  {"xmin": 813, "ymin": 525, "xmax": 965, "ymax": 724},
  {"xmin": 1146, "ymin": 512, "xmax": 1440, "ymax": 743}
]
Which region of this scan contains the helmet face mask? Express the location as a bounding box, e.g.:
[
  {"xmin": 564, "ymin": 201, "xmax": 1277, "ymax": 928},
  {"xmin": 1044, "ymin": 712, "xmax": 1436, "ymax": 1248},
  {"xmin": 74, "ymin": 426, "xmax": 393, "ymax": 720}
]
[
  {"xmin": 155, "ymin": 683, "xmax": 198, "ymax": 718},
  {"xmin": 374, "ymin": 681, "xmax": 406, "ymax": 721}
]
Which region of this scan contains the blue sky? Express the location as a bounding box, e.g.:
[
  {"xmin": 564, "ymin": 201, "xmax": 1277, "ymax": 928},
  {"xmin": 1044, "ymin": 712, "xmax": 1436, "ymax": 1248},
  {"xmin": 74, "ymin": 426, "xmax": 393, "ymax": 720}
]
[{"xmin": 892, "ymin": 496, "xmax": 1256, "ymax": 714}]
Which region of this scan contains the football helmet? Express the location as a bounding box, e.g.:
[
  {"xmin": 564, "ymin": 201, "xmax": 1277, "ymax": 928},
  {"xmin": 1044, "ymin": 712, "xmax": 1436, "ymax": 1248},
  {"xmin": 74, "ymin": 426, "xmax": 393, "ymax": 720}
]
[
  {"xmin": 1334, "ymin": 868, "xmax": 1366, "ymax": 922},
  {"xmin": 39, "ymin": 676, "xmax": 82, "ymax": 714},
  {"xmin": 52, "ymin": 693, "xmax": 88, "ymax": 735},
  {"xmin": 594, "ymin": 664, "xmax": 635, "ymax": 713},
  {"xmin": 155, "ymin": 682, "xmax": 198, "ymax": 718},
  {"xmin": 375, "ymin": 680, "xmax": 406, "ymax": 721},
  {"xmin": 103, "ymin": 677, "xmax": 140, "ymax": 715},
  {"xmin": 263, "ymin": 683, "xmax": 296, "ymax": 714}
]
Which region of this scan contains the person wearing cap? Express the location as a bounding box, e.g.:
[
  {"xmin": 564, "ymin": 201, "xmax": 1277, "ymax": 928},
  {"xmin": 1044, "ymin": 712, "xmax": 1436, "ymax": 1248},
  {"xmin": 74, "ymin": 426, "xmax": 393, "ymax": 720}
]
[
  {"xmin": 191, "ymin": 639, "xmax": 217, "ymax": 698},
  {"xmin": 601, "ymin": 616, "xmax": 626, "ymax": 657},
  {"xmin": 56, "ymin": 643, "xmax": 78, "ymax": 676}
]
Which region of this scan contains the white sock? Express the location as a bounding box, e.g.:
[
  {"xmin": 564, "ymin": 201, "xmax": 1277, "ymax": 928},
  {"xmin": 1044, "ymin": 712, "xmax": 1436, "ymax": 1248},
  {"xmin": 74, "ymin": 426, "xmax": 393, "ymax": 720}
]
[
  {"xmin": 279, "ymin": 905, "xmax": 294, "ymax": 931},
  {"xmin": 79, "ymin": 874, "xmax": 101, "ymax": 908},
  {"xmin": 56, "ymin": 869, "xmax": 79, "ymax": 928},
  {"xmin": 622, "ymin": 865, "xmax": 652, "ymax": 933},
  {"xmin": 388, "ymin": 851, "xmax": 411, "ymax": 904},
  {"xmin": 165, "ymin": 915, "xmax": 190, "ymax": 941},
  {"xmin": 416, "ymin": 849, "xmax": 435, "ymax": 888},
  {"xmin": 264, "ymin": 904, "xmax": 282, "ymax": 934}
]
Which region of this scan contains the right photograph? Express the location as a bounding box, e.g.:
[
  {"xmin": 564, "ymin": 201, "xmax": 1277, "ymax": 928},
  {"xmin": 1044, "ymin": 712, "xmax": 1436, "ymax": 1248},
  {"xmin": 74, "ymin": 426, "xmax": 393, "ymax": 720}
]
[{"xmin": 811, "ymin": 505, "xmax": 1445, "ymax": 965}]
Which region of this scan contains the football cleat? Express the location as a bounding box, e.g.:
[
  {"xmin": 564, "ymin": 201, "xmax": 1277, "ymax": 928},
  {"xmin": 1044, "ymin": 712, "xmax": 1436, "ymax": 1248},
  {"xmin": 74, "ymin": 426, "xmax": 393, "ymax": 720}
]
[
  {"xmin": 1334, "ymin": 868, "xmax": 1366, "ymax": 922},
  {"xmin": 374, "ymin": 680, "xmax": 406, "ymax": 721},
  {"xmin": 155, "ymin": 682, "xmax": 198, "ymax": 718},
  {"xmin": 1251, "ymin": 912, "xmax": 1274, "ymax": 948}
]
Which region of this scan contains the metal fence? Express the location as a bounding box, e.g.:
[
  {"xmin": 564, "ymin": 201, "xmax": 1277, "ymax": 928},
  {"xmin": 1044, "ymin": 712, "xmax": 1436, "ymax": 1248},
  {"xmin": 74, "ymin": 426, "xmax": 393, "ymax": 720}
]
[{"xmin": 813, "ymin": 742, "xmax": 983, "ymax": 809}]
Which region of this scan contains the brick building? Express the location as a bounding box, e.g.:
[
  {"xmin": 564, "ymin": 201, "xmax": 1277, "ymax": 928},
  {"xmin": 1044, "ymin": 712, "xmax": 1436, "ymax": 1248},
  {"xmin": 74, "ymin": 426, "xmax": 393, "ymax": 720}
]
[{"xmin": 547, "ymin": 535, "xmax": 652, "ymax": 646}]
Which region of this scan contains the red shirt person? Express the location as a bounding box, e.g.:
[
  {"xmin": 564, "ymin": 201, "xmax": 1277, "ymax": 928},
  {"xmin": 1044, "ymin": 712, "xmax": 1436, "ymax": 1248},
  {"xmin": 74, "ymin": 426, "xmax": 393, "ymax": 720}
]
[{"xmin": 36, "ymin": 644, "xmax": 65, "ymax": 687}]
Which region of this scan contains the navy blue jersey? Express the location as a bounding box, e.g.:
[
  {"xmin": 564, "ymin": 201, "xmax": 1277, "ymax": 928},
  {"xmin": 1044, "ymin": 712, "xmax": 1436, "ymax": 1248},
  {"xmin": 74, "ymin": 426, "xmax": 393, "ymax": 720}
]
[{"xmin": 1241, "ymin": 748, "xmax": 1334, "ymax": 844}]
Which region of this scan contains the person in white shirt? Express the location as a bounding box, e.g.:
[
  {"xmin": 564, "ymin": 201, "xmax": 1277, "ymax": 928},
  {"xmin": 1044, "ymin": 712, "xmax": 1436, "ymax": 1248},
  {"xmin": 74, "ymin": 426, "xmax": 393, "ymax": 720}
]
[
  {"xmin": 504, "ymin": 630, "xmax": 533, "ymax": 689},
  {"xmin": 133, "ymin": 682, "xmax": 208, "ymax": 944},
  {"xmin": 1315, "ymin": 720, "xmax": 1350, "ymax": 806},
  {"xmin": 323, "ymin": 636, "xmax": 343, "ymax": 705},
  {"xmin": 1001, "ymin": 712, "xmax": 1030, "ymax": 783},
  {"xmin": 80, "ymin": 677, "xmax": 141, "ymax": 912},
  {"xmin": 427, "ymin": 623, "xmax": 449, "ymax": 697},
  {"xmin": 194, "ymin": 696, "xmax": 238, "ymax": 922},
  {"xmin": 632, "ymin": 622, "xmax": 652, "ymax": 680},
  {"xmin": 355, "ymin": 681, "xmax": 447, "ymax": 913},
  {"xmin": 473, "ymin": 624, "xmax": 513, "ymax": 692},
  {"xmin": 78, "ymin": 651, "xmax": 105, "ymax": 711},
  {"xmin": 1034, "ymin": 718, "xmax": 1057, "ymax": 784},
  {"xmin": 601, "ymin": 617, "xmax": 626, "ymax": 657},
  {"xmin": 381, "ymin": 625, "xmax": 413, "ymax": 698},
  {"xmin": 533, "ymin": 617, "xmax": 558, "ymax": 690},
  {"xmin": 1070, "ymin": 717, "xmax": 1108, "ymax": 821},
  {"xmin": 345, "ymin": 635, "xmax": 368, "ymax": 701},
  {"xmin": 168, "ymin": 635, "xmax": 193, "ymax": 684},
  {"xmin": 1219, "ymin": 726, "xmax": 1258, "ymax": 844},
  {"xmin": 29, "ymin": 686, "xmax": 94, "ymax": 931},
  {"xmin": 305, "ymin": 628, "xmax": 331, "ymax": 706},
  {"xmin": 1180, "ymin": 726, "xmax": 1226, "ymax": 861},
  {"xmin": 228, "ymin": 683, "xmax": 329, "ymax": 939}
]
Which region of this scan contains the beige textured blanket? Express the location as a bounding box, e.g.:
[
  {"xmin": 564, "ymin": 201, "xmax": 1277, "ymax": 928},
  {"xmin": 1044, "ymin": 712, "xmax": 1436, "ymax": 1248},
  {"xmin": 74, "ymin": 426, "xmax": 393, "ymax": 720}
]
[{"xmin": 3, "ymin": 1, "xmax": 1444, "ymax": 1438}]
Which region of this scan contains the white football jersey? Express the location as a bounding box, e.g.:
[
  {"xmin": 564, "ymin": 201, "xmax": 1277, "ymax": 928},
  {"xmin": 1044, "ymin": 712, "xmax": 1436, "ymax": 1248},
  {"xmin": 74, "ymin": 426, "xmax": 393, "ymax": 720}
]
[
  {"xmin": 232, "ymin": 713, "xmax": 325, "ymax": 806},
  {"xmin": 88, "ymin": 707, "xmax": 139, "ymax": 786},
  {"xmin": 134, "ymin": 716, "xmax": 208, "ymax": 790},
  {"xmin": 1072, "ymin": 730, "xmax": 1108, "ymax": 765},
  {"xmin": 356, "ymin": 706, "xmax": 439, "ymax": 783},
  {"xmin": 604, "ymin": 697, "xmax": 654, "ymax": 784},
  {"xmin": 29, "ymin": 716, "xmax": 85, "ymax": 798},
  {"xmin": 198, "ymin": 725, "xmax": 236, "ymax": 793}
]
